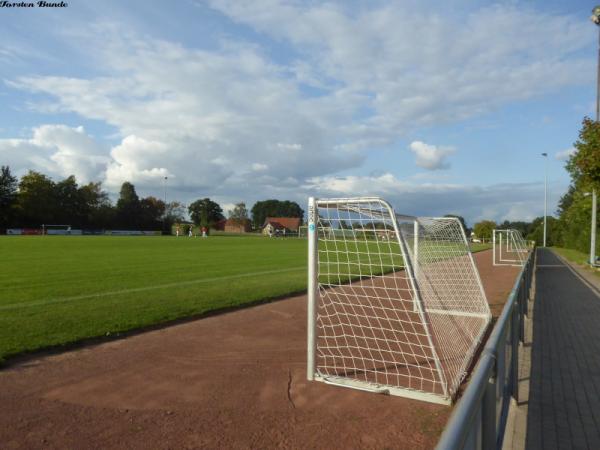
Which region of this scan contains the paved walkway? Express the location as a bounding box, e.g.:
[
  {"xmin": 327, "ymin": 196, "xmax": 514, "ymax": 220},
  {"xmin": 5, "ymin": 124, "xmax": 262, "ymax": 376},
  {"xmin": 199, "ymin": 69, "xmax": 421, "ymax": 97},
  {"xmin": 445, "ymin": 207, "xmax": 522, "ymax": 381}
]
[{"xmin": 526, "ymin": 248, "xmax": 600, "ymax": 450}]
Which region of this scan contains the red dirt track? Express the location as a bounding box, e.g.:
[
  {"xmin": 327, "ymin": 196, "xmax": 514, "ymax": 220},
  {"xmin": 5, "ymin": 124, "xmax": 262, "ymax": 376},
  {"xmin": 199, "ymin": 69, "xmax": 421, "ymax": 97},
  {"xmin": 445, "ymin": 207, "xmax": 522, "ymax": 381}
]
[{"xmin": 0, "ymin": 250, "xmax": 520, "ymax": 449}]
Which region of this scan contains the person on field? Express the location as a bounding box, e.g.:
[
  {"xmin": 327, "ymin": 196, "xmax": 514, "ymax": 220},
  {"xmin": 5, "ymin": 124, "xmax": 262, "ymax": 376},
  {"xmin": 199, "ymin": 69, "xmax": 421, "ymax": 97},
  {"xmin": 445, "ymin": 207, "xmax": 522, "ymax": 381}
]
[
  {"xmin": 176, "ymin": 225, "xmax": 180, "ymax": 237},
  {"xmin": 202, "ymin": 227, "xmax": 207, "ymax": 238},
  {"xmin": 189, "ymin": 226, "xmax": 193, "ymax": 237}
]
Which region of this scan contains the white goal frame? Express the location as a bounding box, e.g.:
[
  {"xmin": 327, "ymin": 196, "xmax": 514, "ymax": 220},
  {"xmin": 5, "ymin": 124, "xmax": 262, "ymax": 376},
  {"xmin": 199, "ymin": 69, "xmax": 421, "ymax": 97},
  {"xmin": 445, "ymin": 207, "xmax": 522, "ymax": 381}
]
[
  {"xmin": 306, "ymin": 197, "xmax": 491, "ymax": 405},
  {"xmin": 492, "ymin": 229, "xmax": 529, "ymax": 266},
  {"xmin": 42, "ymin": 224, "xmax": 72, "ymax": 235}
]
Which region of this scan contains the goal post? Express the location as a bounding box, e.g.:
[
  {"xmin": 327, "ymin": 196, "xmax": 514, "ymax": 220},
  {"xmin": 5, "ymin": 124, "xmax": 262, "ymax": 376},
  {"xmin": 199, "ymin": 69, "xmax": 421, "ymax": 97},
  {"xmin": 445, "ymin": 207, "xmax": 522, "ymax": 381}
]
[
  {"xmin": 493, "ymin": 229, "xmax": 529, "ymax": 266},
  {"xmin": 307, "ymin": 197, "xmax": 491, "ymax": 405}
]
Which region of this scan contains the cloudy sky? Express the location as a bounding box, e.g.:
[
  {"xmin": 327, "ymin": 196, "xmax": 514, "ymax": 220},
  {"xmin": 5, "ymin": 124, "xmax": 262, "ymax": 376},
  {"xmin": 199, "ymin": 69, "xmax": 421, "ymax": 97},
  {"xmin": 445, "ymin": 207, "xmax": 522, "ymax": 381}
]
[{"xmin": 0, "ymin": 0, "xmax": 597, "ymax": 225}]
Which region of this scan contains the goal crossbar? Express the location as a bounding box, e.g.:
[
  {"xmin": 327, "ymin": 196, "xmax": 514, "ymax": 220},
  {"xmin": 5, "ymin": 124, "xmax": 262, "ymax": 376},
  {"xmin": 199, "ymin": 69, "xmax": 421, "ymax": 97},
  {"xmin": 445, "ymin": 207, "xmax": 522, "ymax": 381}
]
[{"xmin": 306, "ymin": 196, "xmax": 491, "ymax": 404}]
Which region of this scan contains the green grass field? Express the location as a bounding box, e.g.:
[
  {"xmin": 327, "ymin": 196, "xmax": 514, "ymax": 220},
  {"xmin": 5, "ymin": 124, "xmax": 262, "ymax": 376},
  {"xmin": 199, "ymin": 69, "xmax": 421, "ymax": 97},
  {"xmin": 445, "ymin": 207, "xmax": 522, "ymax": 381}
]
[
  {"xmin": 0, "ymin": 236, "xmax": 491, "ymax": 362},
  {"xmin": 0, "ymin": 235, "xmax": 308, "ymax": 362},
  {"xmin": 552, "ymin": 247, "xmax": 600, "ymax": 278}
]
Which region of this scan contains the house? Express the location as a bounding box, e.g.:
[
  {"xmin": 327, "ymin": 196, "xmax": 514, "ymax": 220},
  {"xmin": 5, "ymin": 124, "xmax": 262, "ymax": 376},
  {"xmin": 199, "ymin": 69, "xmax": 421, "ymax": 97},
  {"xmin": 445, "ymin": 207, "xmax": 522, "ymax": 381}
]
[
  {"xmin": 224, "ymin": 218, "xmax": 252, "ymax": 233},
  {"xmin": 212, "ymin": 219, "xmax": 227, "ymax": 231},
  {"xmin": 262, "ymin": 217, "xmax": 301, "ymax": 236}
]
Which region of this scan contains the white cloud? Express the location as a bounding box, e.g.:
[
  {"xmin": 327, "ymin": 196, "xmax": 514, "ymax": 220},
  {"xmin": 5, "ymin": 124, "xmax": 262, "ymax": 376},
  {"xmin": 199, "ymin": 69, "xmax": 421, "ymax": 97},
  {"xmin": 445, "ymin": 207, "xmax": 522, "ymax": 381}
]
[
  {"xmin": 0, "ymin": 2, "xmax": 588, "ymax": 221},
  {"xmin": 251, "ymin": 163, "xmax": 268, "ymax": 172},
  {"xmin": 0, "ymin": 125, "xmax": 108, "ymax": 183},
  {"xmin": 9, "ymin": 25, "xmax": 363, "ymax": 195},
  {"xmin": 208, "ymin": 0, "xmax": 593, "ymax": 136},
  {"xmin": 307, "ymin": 173, "xmax": 564, "ymax": 224},
  {"xmin": 408, "ymin": 141, "xmax": 455, "ymax": 170},
  {"xmin": 555, "ymin": 147, "xmax": 576, "ymax": 161}
]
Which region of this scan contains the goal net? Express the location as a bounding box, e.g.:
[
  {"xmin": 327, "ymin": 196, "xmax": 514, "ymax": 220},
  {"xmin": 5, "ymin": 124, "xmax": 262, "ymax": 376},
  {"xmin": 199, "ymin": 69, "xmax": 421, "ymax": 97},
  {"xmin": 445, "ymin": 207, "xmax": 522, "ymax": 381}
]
[
  {"xmin": 298, "ymin": 224, "xmax": 333, "ymax": 239},
  {"xmin": 493, "ymin": 229, "xmax": 529, "ymax": 266},
  {"xmin": 306, "ymin": 197, "xmax": 491, "ymax": 404},
  {"xmin": 42, "ymin": 224, "xmax": 75, "ymax": 235}
]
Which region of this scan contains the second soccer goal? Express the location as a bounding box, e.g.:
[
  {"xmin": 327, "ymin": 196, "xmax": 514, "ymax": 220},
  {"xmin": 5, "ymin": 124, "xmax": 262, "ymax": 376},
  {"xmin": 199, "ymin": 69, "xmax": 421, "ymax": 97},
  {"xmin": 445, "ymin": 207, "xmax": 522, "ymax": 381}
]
[{"xmin": 306, "ymin": 197, "xmax": 491, "ymax": 405}]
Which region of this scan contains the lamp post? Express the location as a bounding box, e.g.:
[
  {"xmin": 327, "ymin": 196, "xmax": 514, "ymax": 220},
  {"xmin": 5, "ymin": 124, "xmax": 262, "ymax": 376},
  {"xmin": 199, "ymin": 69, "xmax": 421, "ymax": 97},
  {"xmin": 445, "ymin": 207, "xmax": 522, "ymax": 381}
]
[
  {"xmin": 163, "ymin": 176, "xmax": 168, "ymax": 205},
  {"xmin": 591, "ymin": 190, "xmax": 598, "ymax": 266},
  {"xmin": 590, "ymin": 7, "xmax": 600, "ymax": 266},
  {"xmin": 162, "ymin": 176, "xmax": 168, "ymax": 234},
  {"xmin": 542, "ymin": 152, "xmax": 548, "ymax": 247}
]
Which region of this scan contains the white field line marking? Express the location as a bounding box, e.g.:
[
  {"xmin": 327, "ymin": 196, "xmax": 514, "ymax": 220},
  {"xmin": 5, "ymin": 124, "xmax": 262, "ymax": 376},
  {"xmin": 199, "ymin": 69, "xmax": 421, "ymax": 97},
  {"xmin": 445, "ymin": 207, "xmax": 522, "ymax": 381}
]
[{"xmin": 1, "ymin": 267, "xmax": 306, "ymax": 311}]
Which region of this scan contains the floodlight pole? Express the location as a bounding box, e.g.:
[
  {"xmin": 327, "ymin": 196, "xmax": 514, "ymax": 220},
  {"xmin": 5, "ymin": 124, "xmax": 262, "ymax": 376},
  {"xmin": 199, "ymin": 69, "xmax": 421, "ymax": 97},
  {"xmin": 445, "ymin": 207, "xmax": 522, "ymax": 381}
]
[
  {"xmin": 163, "ymin": 176, "xmax": 168, "ymax": 205},
  {"xmin": 591, "ymin": 8, "xmax": 600, "ymax": 266},
  {"xmin": 592, "ymin": 191, "xmax": 597, "ymax": 266},
  {"xmin": 542, "ymin": 153, "xmax": 548, "ymax": 247}
]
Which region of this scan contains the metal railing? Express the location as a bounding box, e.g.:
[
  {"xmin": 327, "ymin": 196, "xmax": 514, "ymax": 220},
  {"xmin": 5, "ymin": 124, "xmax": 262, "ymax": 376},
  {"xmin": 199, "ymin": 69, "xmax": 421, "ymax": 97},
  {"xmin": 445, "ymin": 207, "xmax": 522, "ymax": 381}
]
[{"xmin": 436, "ymin": 248, "xmax": 536, "ymax": 450}]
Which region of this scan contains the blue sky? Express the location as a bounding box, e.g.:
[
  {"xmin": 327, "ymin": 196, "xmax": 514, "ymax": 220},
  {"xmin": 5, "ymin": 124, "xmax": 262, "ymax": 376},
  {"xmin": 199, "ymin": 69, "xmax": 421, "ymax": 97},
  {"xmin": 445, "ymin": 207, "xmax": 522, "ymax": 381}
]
[{"xmin": 1, "ymin": 0, "xmax": 598, "ymax": 225}]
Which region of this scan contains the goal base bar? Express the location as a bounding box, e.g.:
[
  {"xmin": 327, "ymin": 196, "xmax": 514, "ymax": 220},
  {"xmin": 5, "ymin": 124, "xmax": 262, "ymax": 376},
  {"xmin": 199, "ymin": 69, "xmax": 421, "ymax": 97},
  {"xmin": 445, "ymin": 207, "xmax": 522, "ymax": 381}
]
[
  {"xmin": 426, "ymin": 309, "xmax": 490, "ymax": 318},
  {"xmin": 313, "ymin": 375, "xmax": 451, "ymax": 405}
]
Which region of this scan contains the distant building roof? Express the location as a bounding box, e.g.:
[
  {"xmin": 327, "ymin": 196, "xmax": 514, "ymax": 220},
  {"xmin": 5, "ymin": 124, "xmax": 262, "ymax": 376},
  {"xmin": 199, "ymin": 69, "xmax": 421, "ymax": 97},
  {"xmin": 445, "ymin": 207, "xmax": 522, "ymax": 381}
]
[
  {"xmin": 263, "ymin": 217, "xmax": 301, "ymax": 231},
  {"xmin": 213, "ymin": 219, "xmax": 227, "ymax": 231},
  {"xmin": 225, "ymin": 218, "xmax": 251, "ymax": 226}
]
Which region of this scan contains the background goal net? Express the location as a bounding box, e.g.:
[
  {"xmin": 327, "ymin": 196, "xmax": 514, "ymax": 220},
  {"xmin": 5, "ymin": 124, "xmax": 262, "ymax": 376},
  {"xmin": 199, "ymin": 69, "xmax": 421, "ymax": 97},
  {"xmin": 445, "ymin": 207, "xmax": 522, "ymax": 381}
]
[
  {"xmin": 492, "ymin": 229, "xmax": 529, "ymax": 266},
  {"xmin": 306, "ymin": 197, "xmax": 491, "ymax": 404},
  {"xmin": 42, "ymin": 224, "xmax": 74, "ymax": 235}
]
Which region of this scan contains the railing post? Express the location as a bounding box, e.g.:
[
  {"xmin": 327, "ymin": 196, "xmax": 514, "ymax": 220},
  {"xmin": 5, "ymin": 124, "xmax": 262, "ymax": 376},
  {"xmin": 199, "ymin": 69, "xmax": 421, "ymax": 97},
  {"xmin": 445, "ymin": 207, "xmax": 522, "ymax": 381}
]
[
  {"xmin": 519, "ymin": 283, "xmax": 525, "ymax": 343},
  {"xmin": 511, "ymin": 304, "xmax": 519, "ymax": 403},
  {"xmin": 482, "ymin": 363, "xmax": 497, "ymax": 450}
]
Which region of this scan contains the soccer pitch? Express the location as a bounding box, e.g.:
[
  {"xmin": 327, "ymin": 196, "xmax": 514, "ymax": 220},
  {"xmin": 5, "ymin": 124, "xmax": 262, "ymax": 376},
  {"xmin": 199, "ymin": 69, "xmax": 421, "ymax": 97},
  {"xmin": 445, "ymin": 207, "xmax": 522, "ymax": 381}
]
[
  {"xmin": 0, "ymin": 236, "xmax": 491, "ymax": 362},
  {"xmin": 0, "ymin": 235, "xmax": 308, "ymax": 361}
]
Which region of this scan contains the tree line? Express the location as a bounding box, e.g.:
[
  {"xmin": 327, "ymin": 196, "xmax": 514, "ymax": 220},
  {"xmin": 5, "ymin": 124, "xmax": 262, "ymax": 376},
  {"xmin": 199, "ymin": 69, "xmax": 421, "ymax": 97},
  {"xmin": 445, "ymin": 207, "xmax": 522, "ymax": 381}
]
[
  {"xmin": 0, "ymin": 168, "xmax": 304, "ymax": 232},
  {"xmin": 470, "ymin": 117, "xmax": 600, "ymax": 250},
  {"xmin": 545, "ymin": 117, "xmax": 599, "ymax": 253}
]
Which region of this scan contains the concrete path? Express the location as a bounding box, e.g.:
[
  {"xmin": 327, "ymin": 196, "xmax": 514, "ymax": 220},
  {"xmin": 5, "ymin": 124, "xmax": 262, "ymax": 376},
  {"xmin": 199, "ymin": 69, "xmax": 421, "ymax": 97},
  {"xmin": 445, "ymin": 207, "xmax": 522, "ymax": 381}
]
[{"xmin": 526, "ymin": 248, "xmax": 600, "ymax": 450}]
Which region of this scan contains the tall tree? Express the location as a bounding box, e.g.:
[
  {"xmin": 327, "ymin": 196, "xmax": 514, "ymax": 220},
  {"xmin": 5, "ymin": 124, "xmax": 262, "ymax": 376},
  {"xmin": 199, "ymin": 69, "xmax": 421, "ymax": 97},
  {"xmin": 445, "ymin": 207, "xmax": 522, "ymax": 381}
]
[
  {"xmin": 496, "ymin": 220, "xmax": 532, "ymax": 237},
  {"xmin": 250, "ymin": 199, "xmax": 304, "ymax": 228},
  {"xmin": 553, "ymin": 117, "xmax": 600, "ymax": 253},
  {"xmin": 116, "ymin": 182, "xmax": 141, "ymax": 229},
  {"xmin": 80, "ymin": 182, "xmax": 114, "ymax": 229},
  {"xmin": 55, "ymin": 175, "xmax": 86, "ymax": 227},
  {"xmin": 17, "ymin": 171, "xmax": 58, "ymax": 227},
  {"xmin": 473, "ymin": 220, "xmax": 496, "ymax": 240},
  {"xmin": 164, "ymin": 201, "xmax": 186, "ymax": 231},
  {"xmin": 139, "ymin": 196, "xmax": 166, "ymax": 230},
  {"xmin": 528, "ymin": 216, "xmax": 560, "ymax": 247},
  {"xmin": 228, "ymin": 202, "xmax": 249, "ymax": 225},
  {"xmin": 188, "ymin": 198, "xmax": 224, "ymax": 227},
  {"xmin": 568, "ymin": 117, "xmax": 600, "ymax": 189},
  {"xmin": 0, "ymin": 166, "xmax": 18, "ymax": 228}
]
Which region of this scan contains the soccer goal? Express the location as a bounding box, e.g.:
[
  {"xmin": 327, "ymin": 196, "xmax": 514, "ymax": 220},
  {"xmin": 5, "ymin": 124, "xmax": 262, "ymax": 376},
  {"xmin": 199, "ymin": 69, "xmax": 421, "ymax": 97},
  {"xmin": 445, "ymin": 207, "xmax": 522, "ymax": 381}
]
[
  {"xmin": 493, "ymin": 229, "xmax": 529, "ymax": 266},
  {"xmin": 42, "ymin": 224, "xmax": 75, "ymax": 235},
  {"xmin": 306, "ymin": 197, "xmax": 491, "ymax": 405}
]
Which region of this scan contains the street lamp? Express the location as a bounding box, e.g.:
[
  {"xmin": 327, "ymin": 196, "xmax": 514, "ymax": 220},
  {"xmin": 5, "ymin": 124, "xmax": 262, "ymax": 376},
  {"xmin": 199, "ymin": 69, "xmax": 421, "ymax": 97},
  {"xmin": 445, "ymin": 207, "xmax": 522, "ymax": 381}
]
[
  {"xmin": 590, "ymin": 6, "xmax": 600, "ymax": 266},
  {"xmin": 162, "ymin": 176, "xmax": 168, "ymax": 234},
  {"xmin": 541, "ymin": 153, "xmax": 548, "ymax": 247},
  {"xmin": 163, "ymin": 176, "xmax": 168, "ymax": 205}
]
